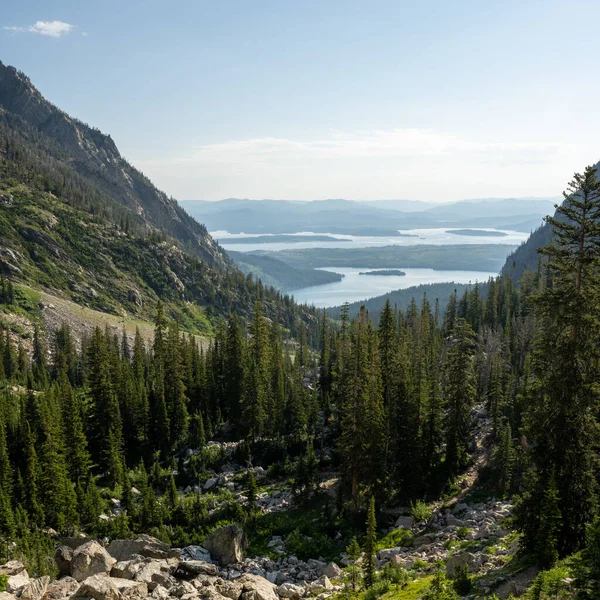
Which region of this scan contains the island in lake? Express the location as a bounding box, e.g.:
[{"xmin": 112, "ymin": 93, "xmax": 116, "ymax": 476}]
[
  {"xmin": 359, "ymin": 269, "xmax": 406, "ymax": 276},
  {"xmin": 218, "ymin": 234, "xmax": 352, "ymax": 244},
  {"xmin": 447, "ymin": 229, "xmax": 508, "ymax": 237}
]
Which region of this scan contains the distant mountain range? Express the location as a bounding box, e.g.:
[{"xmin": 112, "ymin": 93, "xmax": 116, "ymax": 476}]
[{"xmin": 181, "ymin": 197, "xmax": 558, "ymax": 235}]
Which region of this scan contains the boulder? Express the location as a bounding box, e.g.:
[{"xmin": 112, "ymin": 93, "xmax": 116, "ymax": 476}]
[
  {"xmin": 306, "ymin": 559, "xmax": 326, "ymax": 574},
  {"xmin": 238, "ymin": 574, "xmax": 277, "ymax": 600},
  {"xmin": 107, "ymin": 536, "xmax": 175, "ymax": 562},
  {"xmin": 150, "ymin": 585, "xmax": 169, "ymax": 600},
  {"xmin": 112, "ymin": 579, "xmax": 148, "ymax": 599},
  {"xmin": 217, "ymin": 580, "xmax": 244, "ymax": 600},
  {"xmin": 395, "ymin": 516, "xmax": 414, "ymax": 529},
  {"xmin": 0, "ymin": 561, "xmax": 26, "ymax": 576},
  {"xmin": 180, "ymin": 546, "xmax": 212, "ymax": 562},
  {"xmin": 413, "ymin": 533, "xmax": 436, "ymax": 548},
  {"xmin": 74, "ymin": 574, "xmax": 122, "ymax": 600},
  {"xmin": 203, "ymin": 526, "xmax": 248, "ymax": 566},
  {"xmin": 71, "ymin": 541, "xmax": 117, "ymax": 582},
  {"xmin": 323, "ymin": 562, "xmax": 341, "ymax": 579},
  {"xmin": 111, "ymin": 558, "xmax": 145, "ymax": 580},
  {"xmin": 277, "ymin": 582, "xmax": 305, "ymax": 599},
  {"xmin": 43, "ymin": 577, "xmax": 79, "ymax": 600},
  {"xmin": 20, "ymin": 576, "xmax": 50, "ymax": 600},
  {"xmin": 6, "ymin": 570, "xmax": 30, "ymax": 594},
  {"xmin": 169, "ymin": 581, "xmax": 196, "ymax": 598},
  {"xmin": 0, "ymin": 593, "xmax": 15, "ymax": 600},
  {"xmin": 445, "ymin": 515, "xmax": 464, "ymax": 527},
  {"xmin": 177, "ymin": 560, "xmax": 219, "ymax": 577},
  {"xmin": 133, "ymin": 561, "xmax": 177, "ymax": 591},
  {"xmin": 306, "ymin": 576, "xmax": 332, "ymax": 594},
  {"xmin": 54, "ymin": 546, "xmax": 74, "ymax": 576},
  {"xmin": 61, "ymin": 537, "xmax": 95, "ymax": 551},
  {"xmin": 446, "ymin": 552, "xmax": 477, "ymax": 578}
]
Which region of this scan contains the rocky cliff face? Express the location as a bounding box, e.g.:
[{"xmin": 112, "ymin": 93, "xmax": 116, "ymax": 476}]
[{"xmin": 0, "ymin": 60, "xmax": 225, "ymax": 268}]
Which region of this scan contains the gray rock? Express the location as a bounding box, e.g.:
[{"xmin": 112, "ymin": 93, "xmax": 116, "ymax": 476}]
[
  {"xmin": 44, "ymin": 577, "xmax": 79, "ymax": 600},
  {"xmin": 169, "ymin": 581, "xmax": 196, "ymax": 597},
  {"xmin": 445, "ymin": 515, "xmax": 464, "ymax": 527},
  {"xmin": 54, "ymin": 546, "xmax": 74, "ymax": 576},
  {"xmin": 72, "ymin": 541, "xmax": 117, "ymax": 582},
  {"xmin": 20, "ymin": 576, "xmax": 50, "ymax": 600},
  {"xmin": 107, "ymin": 535, "xmax": 175, "ymax": 562},
  {"xmin": 394, "ymin": 516, "xmax": 414, "ymax": 529},
  {"xmin": 203, "ymin": 526, "xmax": 248, "ymax": 566},
  {"xmin": 112, "ymin": 579, "xmax": 148, "ymax": 600},
  {"xmin": 0, "ymin": 562, "xmax": 26, "ymax": 576},
  {"xmin": 446, "ymin": 552, "xmax": 477, "ymax": 578},
  {"xmin": 180, "ymin": 546, "xmax": 212, "ymax": 562},
  {"xmin": 277, "ymin": 582, "xmax": 305, "ymax": 599},
  {"xmin": 6, "ymin": 570, "xmax": 30, "ymax": 594},
  {"xmin": 111, "ymin": 558, "xmax": 145, "ymax": 580},
  {"xmin": 74, "ymin": 574, "xmax": 123, "ymax": 600},
  {"xmin": 177, "ymin": 560, "xmax": 219, "ymax": 577},
  {"xmin": 307, "ymin": 576, "xmax": 332, "ymax": 594},
  {"xmin": 238, "ymin": 574, "xmax": 277, "ymax": 600},
  {"xmin": 323, "ymin": 562, "xmax": 341, "ymax": 579}
]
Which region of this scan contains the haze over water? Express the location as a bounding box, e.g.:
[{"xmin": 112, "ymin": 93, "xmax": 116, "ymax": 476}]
[{"xmin": 212, "ymin": 228, "xmax": 529, "ymax": 253}]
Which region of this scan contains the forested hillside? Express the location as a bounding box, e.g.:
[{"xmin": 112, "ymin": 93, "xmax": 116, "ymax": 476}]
[
  {"xmin": 2, "ymin": 166, "xmax": 600, "ymax": 599},
  {"xmin": 3, "ymin": 60, "xmax": 600, "ymax": 600},
  {"xmin": 0, "ymin": 61, "xmax": 320, "ymax": 339}
]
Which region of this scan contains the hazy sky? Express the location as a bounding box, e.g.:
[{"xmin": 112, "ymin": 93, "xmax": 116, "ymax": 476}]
[{"xmin": 2, "ymin": 1, "xmax": 600, "ymax": 202}]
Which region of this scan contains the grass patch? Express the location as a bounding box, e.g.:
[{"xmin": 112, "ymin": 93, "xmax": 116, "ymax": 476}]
[{"xmin": 376, "ymin": 529, "xmax": 414, "ymax": 551}]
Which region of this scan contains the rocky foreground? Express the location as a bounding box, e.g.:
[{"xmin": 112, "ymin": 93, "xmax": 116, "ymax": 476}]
[{"xmin": 0, "ymin": 492, "xmax": 527, "ymax": 600}]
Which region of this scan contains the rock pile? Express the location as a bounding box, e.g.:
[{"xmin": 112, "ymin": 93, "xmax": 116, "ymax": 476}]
[{"xmin": 0, "ymin": 529, "xmax": 343, "ymax": 600}]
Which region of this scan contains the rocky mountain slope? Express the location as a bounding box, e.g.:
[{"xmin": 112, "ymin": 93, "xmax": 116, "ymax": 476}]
[
  {"xmin": 0, "ymin": 61, "xmax": 221, "ymax": 267},
  {"xmin": 0, "ymin": 62, "xmax": 319, "ymax": 336}
]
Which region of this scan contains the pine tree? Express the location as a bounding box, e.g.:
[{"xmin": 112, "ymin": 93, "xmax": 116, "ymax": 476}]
[
  {"xmin": 444, "ymin": 319, "xmax": 476, "ymax": 477},
  {"xmin": 346, "ymin": 537, "xmax": 361, "ymax": 591},
  {"xmin": 22, "ymin": 420, "xmax": 44, "ymax": 527},
  {"xmin": 363, "ymin": 496, "xmax": 377, "ymax": 589},
  {"xmin": 518, "ymin": 166, "xmax": 600, "ymax": 557}
]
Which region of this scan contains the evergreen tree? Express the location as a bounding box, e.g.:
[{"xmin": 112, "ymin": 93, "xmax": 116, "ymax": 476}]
[
  {"xmin": 363, "ymin": 496, "xmax": 377, "ymax": 589},
  {"xmin": 444, "ymin": 319, "xmax": 476, "ymax": 477}
]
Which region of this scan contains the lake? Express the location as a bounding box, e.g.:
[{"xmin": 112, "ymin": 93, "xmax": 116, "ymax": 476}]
[
  {"xmin": 290, "ymin": 267, "xmax": 497, "ymax": 308},
  {"xmin": 212, "ymin": 227, "xmax": 529, "ymax": 252}
]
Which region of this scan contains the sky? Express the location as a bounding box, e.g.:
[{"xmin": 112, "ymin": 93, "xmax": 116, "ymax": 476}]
[{"xmin": 2, "ymin": 0, "xmax": 600, "ymax": 202}]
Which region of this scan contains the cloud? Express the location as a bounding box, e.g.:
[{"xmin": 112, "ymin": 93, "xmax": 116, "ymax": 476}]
[
  {"xmin": 133, "ymin": 128, "xmax": 587, "ymax": 201},
  {"xmin": 4, "ymin": 20, "xmax": 74, "ymax": 37}
]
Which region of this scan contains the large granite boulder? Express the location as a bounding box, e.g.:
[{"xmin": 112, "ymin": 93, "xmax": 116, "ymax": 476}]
[
  {"xmin": 43, "ymin": 577, "xmax": 79, "ymax": 600},
  {"xmin": 203, "ymin": 525, "xmax": 248, "ymax": 566},
  {"xmin": 238, "ymin": 574, "xmax": 277, "ymax": 600},
  {"xmin": 54, "ymin": 546, "xmax": 74, "ymax": 576},
  {"xmin": 107, "ymin": 535, "xmax": 176, "ymax": 562},
  {"xmin": 5, "ymin": 570, "xmax": 30, "ymax": 595},
  {"xmin": 0, "ymin": 561, "xmax": 26, "ymax": 576},
  {"xmin": 71, "ymin": 541, "xmax": 117, "ymax": 582},
  {"xmin": 73, "ymin": 574, "xmax": 122, "ymax": 600},
  {"xmin": 19, "ymin": 576, "xmax": 51, "ymax": 600}
]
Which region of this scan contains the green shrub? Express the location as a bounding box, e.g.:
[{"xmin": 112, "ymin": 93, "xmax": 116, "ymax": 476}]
[
  {"xmin": 411, "ymin": 500, "xmax": 433, "ymax": 523},
  {"xmin": 456, "ymin": 526, "xmax": 471, "ymax": 539},
  {"xmin": 0, "ymin": 575, "xmax": 7, "ymax": 593},
  {"xmin": 451, "ymin": 564, "xmax": 473, "ymax": 595},
  {"xmin": 376, "ymin": 528, "xmax": 414, "ymax": 550},
  {"xmin": 380, "ymin": 562, "xmax": 410, "ymax": 587},
  {"xmin": 526, "ymin": 566, "xmax": 572, "ymax": 600},
  {"xmin": 412, "ymin": 558, "xmax": 429, "ymax": 570},
  {"xmin": 364, "ymin": 580, "xmax": 390, "ymax": 600}
]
